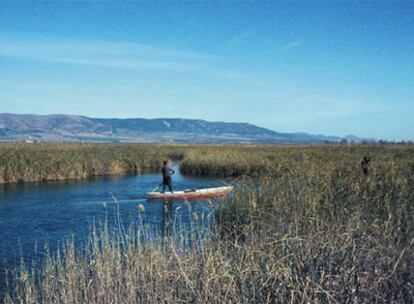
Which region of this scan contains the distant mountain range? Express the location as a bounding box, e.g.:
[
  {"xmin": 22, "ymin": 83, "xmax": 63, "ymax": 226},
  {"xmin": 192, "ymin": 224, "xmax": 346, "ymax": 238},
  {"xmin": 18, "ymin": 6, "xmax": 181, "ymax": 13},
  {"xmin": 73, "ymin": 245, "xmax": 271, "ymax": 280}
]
[{"xmin": 0, "ymin": 113, "xmax": 365, "ymax": 144}]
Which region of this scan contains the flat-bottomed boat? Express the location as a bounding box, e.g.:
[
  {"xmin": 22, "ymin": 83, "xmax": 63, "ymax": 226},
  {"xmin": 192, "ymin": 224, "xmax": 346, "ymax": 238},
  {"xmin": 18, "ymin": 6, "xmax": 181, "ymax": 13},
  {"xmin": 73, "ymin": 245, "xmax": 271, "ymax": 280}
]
[{"xmin": 147, "ymin": 186, "xmax": 232, "ymax": 201}]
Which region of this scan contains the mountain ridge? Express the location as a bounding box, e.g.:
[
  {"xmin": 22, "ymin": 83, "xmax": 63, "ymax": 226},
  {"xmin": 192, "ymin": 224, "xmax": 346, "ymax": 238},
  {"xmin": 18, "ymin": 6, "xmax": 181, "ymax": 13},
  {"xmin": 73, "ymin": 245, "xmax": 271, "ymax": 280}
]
[{"xmin": 0, "ymin": 113, "xmax": 362, "ymax": 144}]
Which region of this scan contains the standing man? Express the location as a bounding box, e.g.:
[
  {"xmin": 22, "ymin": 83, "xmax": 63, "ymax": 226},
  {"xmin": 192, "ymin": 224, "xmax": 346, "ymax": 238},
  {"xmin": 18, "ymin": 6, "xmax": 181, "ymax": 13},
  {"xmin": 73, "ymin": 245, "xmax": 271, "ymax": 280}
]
[
  {"xmin": 361, "ymin": 156, "xmax": 371, "ymax": 176},
  {"xmin": 161, "ymin": 160, "xmax": 175, "ymax": 193}
]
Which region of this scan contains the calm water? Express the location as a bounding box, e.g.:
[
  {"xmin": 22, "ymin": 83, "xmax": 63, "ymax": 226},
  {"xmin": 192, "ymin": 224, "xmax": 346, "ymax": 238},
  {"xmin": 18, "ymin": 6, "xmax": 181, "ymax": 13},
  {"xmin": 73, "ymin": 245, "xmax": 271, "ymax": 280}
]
[{"xmin": 0, "ymin": 166, "xmax": 223, "ymax": 294}]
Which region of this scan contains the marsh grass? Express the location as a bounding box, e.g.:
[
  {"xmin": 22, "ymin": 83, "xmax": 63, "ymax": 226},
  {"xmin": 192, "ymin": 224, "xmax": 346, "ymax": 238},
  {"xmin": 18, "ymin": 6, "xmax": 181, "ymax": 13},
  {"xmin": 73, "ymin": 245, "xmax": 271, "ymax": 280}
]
[
  {"xmin": 3, "ymin": 144, "xmax": 414, "ymax": 303},
  {"xmin": 0, "ymin": 143, "xmax": 186, "ymax": 184},
  {"xmin": 4, "ymin": 207, "xmax": 215, "ymax": 304}
]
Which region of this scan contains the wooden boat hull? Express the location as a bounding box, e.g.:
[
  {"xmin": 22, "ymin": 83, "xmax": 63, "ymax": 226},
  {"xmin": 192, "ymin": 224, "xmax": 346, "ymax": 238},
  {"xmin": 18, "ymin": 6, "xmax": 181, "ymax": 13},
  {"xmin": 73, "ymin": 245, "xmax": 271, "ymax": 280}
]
[{"xmin": 147, "ymin": 186, "xmax": 233, "ymax": 201}]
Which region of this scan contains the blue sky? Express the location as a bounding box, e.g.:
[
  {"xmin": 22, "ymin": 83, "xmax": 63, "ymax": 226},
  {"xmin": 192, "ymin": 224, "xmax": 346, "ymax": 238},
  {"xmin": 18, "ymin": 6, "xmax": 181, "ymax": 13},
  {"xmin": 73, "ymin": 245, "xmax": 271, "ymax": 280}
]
[{"xmin": 0, "ymin": 1, "xmax": 413, "ymax": 140}]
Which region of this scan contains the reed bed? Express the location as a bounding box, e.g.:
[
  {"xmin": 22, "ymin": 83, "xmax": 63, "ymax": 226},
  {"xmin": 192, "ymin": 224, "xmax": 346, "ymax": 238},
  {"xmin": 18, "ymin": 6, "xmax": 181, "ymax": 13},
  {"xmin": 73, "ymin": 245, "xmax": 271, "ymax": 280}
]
[
  {"xmin": 180, "ymin": 144, "xmax": 414, "ymax": 178},
  {"xmin": 3, "ymin": 144, "xmax": 414, "ymax": 303},
  {"xmin": 0, "ymin": 143, "xmax": 186, "ymax": 184}
]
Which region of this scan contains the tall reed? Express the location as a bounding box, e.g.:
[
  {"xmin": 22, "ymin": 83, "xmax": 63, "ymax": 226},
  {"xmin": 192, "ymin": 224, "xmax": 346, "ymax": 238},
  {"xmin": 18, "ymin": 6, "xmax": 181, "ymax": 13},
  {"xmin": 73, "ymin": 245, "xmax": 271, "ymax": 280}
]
[
  {"xmin": 3, "ymin": 144, "xmax": 414, "ymax": 303},
  {"xmin": 0, "ymin": 143, "xmax": 187, "ymax": 184}
]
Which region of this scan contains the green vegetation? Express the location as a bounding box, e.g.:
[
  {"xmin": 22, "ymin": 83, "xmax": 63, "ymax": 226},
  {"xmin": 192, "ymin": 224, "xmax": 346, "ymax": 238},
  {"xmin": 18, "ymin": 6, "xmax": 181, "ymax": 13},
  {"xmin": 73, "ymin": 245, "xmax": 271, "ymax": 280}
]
[
  {"xmin": 180, "ymin": 144, "xmax": 414, "ymax": 178},
  {"xmin": 3, "ymin": 143, "xmax": 414, "ymax": 303},
  {"xmin": 0, "ymin": 143, "xmax": 186, "ymax": 184}
]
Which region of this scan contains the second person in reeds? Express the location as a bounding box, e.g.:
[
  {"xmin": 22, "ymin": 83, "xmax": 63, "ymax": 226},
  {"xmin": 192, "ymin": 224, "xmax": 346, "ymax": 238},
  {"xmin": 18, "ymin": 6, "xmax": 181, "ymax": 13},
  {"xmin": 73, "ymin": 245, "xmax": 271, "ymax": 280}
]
[{"xmin": 361, "ymin": 156, "xmax": 371, "ymax": 175}]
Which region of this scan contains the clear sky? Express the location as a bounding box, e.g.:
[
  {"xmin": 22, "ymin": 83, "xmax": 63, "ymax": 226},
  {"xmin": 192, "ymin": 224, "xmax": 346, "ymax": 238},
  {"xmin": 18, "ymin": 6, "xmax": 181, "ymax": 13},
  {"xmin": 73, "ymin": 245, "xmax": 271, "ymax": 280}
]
[{"xmin": 0, "ymin": 1, "xmax": 413, "ymax": 140}]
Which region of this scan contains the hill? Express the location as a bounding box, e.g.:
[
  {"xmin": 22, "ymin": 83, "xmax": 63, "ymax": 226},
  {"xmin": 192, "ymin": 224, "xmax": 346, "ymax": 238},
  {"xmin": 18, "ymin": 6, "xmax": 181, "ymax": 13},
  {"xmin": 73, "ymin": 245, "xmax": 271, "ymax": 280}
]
[{"xmin": 0, "ymin": 113, "xmax": 354, "ymax": 144}]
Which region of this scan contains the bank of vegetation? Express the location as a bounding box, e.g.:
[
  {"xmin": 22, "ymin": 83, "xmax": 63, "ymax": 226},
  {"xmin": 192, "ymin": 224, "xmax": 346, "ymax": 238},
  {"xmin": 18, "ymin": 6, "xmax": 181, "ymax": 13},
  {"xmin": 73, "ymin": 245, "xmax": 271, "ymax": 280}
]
[
  {"xmin": 0, "ymin": 143, "xmax": 186, "ymax": 184},
  {"xmin": 3, "ymin": 143, "xmax": 414, "ymax": 303}
]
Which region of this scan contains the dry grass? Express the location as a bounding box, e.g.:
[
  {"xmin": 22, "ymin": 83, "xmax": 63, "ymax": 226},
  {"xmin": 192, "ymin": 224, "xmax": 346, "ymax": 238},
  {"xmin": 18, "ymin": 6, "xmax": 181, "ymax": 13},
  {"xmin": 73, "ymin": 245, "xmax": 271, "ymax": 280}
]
[
  {"xmin": 3, "ymin": 144, "xmax": 414, "ymax": 303},
  {"xmin": 0, "ymin": 143, "xmax": 186, "ymax": 184}
]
